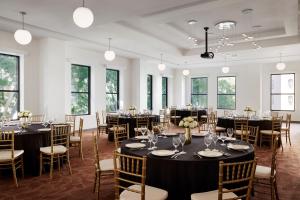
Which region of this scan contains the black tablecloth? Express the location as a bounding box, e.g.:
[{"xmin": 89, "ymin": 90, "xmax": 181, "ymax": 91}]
[
  {"xmin": 217, "ymin": 117, "xmax": 272, "ymax": 130},
  {"xmin": 2, "ymin": 124, "xmax": 50, "ymax": 176},
  {"xmin": 173, "ymin": 109, "xmax": 207, "ymax": 125},
  {"xmin": 107, "ymin": 115, "xmax": 160, "ymax": 141},
  {"xmin": 121, "ymin": 136, "xmax": 254, "ymax": 200}
]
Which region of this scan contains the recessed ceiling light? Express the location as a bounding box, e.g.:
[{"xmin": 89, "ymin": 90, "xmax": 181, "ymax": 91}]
[
  {"xmin": 215, "ymin": 21, "xmax": 236, "ymax": 30},
  {"xmin": 242, "ymin": 33, "xmax": 247, "ymax": 37},
  {"xmin": 187, "ymin": 19, "xmax": 198, "ymax": 25},
  {"xmin": 227, "ymin": 43, "xmax": 234, "ymax": 46},
  {"xmin": 241, "ymin": 8, "xmax": 253, "ymax": 15},
  {"xmin": 188, "ymin": 36, "xmax": 192, "ymax": 40},
  {"xmin": 194, "ymin": 39, "xmax": 198, "ymax": 42},
  {"xmin": 247, "ymin": 36, "xmax": 254, "ymax": 39},
  {"xmin": 252, "ymin": 25, "xmax": 262, "ymax": 29}
]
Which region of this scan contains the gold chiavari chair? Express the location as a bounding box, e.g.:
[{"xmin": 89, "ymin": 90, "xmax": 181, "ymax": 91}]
[
  {"xmin": 0, "ymin": 130, "xmax": 24, "ymax": 187},
  {"xmin": 260, "ymin": 117, "xmax": 283, "ymax": 150},
  {"xmin": 152, "ymin": 121, "xmax": 164, "ymax": 134},
  {"xmin": 107, "ymin": 115, "xmax": 119, "ymax": 136},
  {"xmin": 159, "ymin": 109, "xmax": 170, "ymax": 128},
  {"xmin": 209, "ymin": 112, "xmax": 225, "ymax": 134},
  {"xmin": 70, "ymin": 118, "xmax": 84, "ymax": 160},
  {"xmin": 170, "ymin": 107, "xmax": 181, "ymax": 126},
  {"xmin": 191, "ymin": 110, "xmax": 198, "ymax": 120},
  {"xmin": 65, "ymin": 115, "xmax": 76, "ymax": 136},
  {"xmin": 30, "ymin": 114, "xmax": 44, "ymax": 123},
  {"xmin": 198, "ymin": 118, "xmax": 209, "ymax": 133},
  {"xmin": 113, "ymin": 151, "xmax": 168, "ymax": 200},
  {"xmin": 93, "ymin": 132, "xmax": 114, "ymax": 200},
  {"xmin": 191, "ymin": 159, "xmax": 257, "ymax": 200},
  {"xmin": 96, "ymin": 111, "xmax": 107, "ymax": 136},
  {"xmin": 114, "ymin": 123, "xmax": 129, "ymax": 152},
  {"xmin": 234, "ymin": 116, "xmax": 249, "ymax": 139},
  {"xmin": 271, "ymin": 112, "xmax": 279, "ymax": 118},
  {"xmin": 40, "ymin": 124, "xmax": 72, "ymax": 179},
  {"xmin": 241, "ymin": 125, "xmax": 259, "ymax": 149},
  {"xmin": 134, "ymin": 117, "xmax": 149, "ymax": 136},
  {"xmin": 254, "ymin": 137, "xmax": 279, "ymax": 200},
  {"xmin": 281, "ymin": 114, "xmax": 291, "ymax": 146}
]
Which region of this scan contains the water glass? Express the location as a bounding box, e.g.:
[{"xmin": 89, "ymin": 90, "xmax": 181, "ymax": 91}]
[
  {"xmin": 152, "ymin": 134, "xmax": 158, "ymax": 149},
  {"xmin": 227, "ymin": 128, "xmax": 234, "ymax": 138},
  {"xmin": 141, "ymin": 126, "xmax": 147, "ymax": 142},
  {"xmin": 204, "ymin": 134, "xmax": 213, "ymax": 150},
  {"xmin": 147, "ymin": 131, "xmax": 154, "ymax": 150},
  {"xmin": 212, "ymin": 133, "xmax": 218, "ymax": 149},
  {"xmin": 220, "ymin": 132, "xmax": 227, "ymax": 146},
  {"xmin": 172, "ymin": 137, "xmax": 180, "ymax": 152},
  {"xmin": 179, "ymin": 134, "xmax": 186, "ymax": 153}
]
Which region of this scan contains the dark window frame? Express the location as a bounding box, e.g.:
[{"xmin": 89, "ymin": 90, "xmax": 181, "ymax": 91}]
[
  {"xmin": 162, "ymin": 77, "xmax": 168, "ymax": 109},
  {"xmin": 71, "ymin": 64, "xmax": 91, "ymax": 115},
  {"xmin": 0, "ymin": 53, "xmax": 20, "ymax": 119},
  {"xmin": 106, "ymin": 68, "xmax": 120, "ymax": 112},
  {"xmin": 191, "ymin": 77, "xmax": 208, "ymax": 109},
  {"xmin": 147, "ymin": 74, "xmax": 153, "ymax": 110},
  {"xmin": 217, "ymin": 76, "xmax": 236, "ymax": 110},
  {"xmin": 270, "ymin": 73, "xmax": 295, "ymax": 111}
]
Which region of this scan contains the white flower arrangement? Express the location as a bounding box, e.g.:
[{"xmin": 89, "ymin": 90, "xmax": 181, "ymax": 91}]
[
  {"xmin": 128, "ymin": 106, "xmax": 136, "ymax": 111},
  {"xmin": 244, "ymin": 106, "xmax": 253, "ymax": 112},
  {"xmin": 179, "ymin": 116, "xmax": 198, "ymax": 128},
  {"xmin": 18, "ymin": 110, "xmax": 32, "ymax": 118}
]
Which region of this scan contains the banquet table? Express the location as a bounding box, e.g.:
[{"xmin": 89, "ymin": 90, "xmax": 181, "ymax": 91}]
[
  {"xmin": 107, "ymin": 115, "xmax": 160, "ymax": 141},
  {"xmin": 2, "ymin": 124, "xmax": 51, "ymax": 176},
  {"xmin": 217, "ymin": 117, "xmax": 273, "ymax": 130},
  {"xmin": 174, "ymin": 109, "xmax": 207, "ymax": 125},
  {"xmin": 121, "ymin": 135, "xmax": 254, "ymax": 200}
]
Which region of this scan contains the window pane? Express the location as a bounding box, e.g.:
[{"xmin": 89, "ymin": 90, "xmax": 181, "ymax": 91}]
[
  {"xmin": 162, "ymin": 77, "xmax": 167, "ymax": 94},
  {"xmin": 147, "ymin": 75, "xmax": 152, "ymax": 110},
  {"xmin": 271, "ymin": 95, "xmax": 294, "ymax": 111},
  {"xmin": 191, "ymin": 95, "xmax": 207, "ymax": 108},
  {"xmin": 71, "ymin": 65, "xmax": 89, "ymax": 92},
  {"xmin": 0, "ymin": 54, "xmax": 18, "ymax": 90},
  {"xmin": 162, "ymin": 95, "xmax": 167, "ymax": 109},
  {"xmin": 192, "ymin": 78, "xmax": 207, "ymax": 94},
  {"xmin": 218, "ymin": 77, "xmax": 235, "ymax": 94},
  {"xmin": 0, "ymin": 92, "xmax": 18, "ymax": 119},
  {"xmin": 71, "ymin": 93, "xmax": 89, "ymax": 115},
  {"xmin": 218, "ymin": 95, "xmax": 235, "ymax": 109},
  {"xmin": 106, "ymin": 94, "xmax": 118, "ymax": 112},
  {"xmin": 147, "ymin": 94, "xmax": 152, "ymax": 110},
  {"xmin": 106, "ymin": 70, "xmax": 118, "ymax": 93},
  {"xmin": 271, "ymin": 74, "xmax": 294, "ymax": 93}
]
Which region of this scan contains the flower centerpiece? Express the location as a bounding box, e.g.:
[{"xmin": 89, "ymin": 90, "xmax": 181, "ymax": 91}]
[
  {"xmin": 18, "ymin": 110, "xmax": 32, "ymax": 128},
  {"xmin": 186, "ymin": 103, "xmax": 192, "ymax": 110},
  {"xmin": 244, "ymin": 106, "xmax": 254, "ymax": 117},
  {"xmin": 179, "ymin": 116, "xmax": 198, "ymax": 144},
  {"xmin": 128, "ymin": 106, "xmax": 136, "ymax": 116}
]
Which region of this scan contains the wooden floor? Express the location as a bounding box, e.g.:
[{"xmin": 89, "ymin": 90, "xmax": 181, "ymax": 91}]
[{"xmin": 0, "ymin": 124, "xmax": 300, "ymax": 200}]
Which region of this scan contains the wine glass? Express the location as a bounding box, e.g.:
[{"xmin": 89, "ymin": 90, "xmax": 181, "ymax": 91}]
[
  {"xmin": 161, "ymin": 125, "xmax": 167, "ymax": 138},
  {"xmin": 179, "ymin": 134, "xmax": 186, "ymax": 153},
  {"xmin": 152, "ymin": 134, "xmax": 158, "ymax": 149},
  {"xmin": 211, "ymin": 132, "xmax": 218, "ymax": 150},
  {"xmin": 220, "ymin": 132, "xmax": 227, "ymax": 146},
  {"xmin": 204, "ymin": 134, "xmax": 213, "ymax": 150},
  {"xmin": 140, "ymin": 126, "xmax": 147, "ymax": 143},
  {"xmin": 147, "ymin": 131, "xmax": 154, "ymax": 150},
  {"xmin": 172, "ymin": 137, "xmax": 180, "ymax": 152},
  {"xmin": 227, "ymin": 128, "xmax": 234, "ymax": 138}
]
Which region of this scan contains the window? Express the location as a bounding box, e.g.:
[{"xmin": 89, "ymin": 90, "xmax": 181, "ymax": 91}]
[
  {"xmin": 147, "ymin": 75, "xmax": 153, "ymax": 110},
  {"xmin": 106, "ymin": 69, "xmax": 119, "ymax": 112},
  {"xmin": 191, "ymin": 77, "xmax": 208, "ymax": 108},
  {"xmin": 71, "ymin": 64, "xmax": 90, "ymax": 115},
  {"xmin": 0, "ymin": 53, "xmax": 20, "ymax": 119},
  {"xmin": 271, "ymin": 73, "xmax": 295, "ymax": 111},
  {"xmin": 162, "ymin": 77, "xmax": 168, "ymax": 108},
  {"xmin": 217, "ymin": 76, "xmax": 236, "ymax": 110}
]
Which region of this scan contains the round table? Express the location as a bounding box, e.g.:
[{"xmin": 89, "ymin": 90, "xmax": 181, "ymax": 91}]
[
  {"xmin": 2, "ymin": 124, "xmax": 50, "ymax": 176},
  {"xmin": 107, "ymin": 115, "xmax": 160, "ymax": 141},
  {"xmin": 173, "ymin": 109, "xmax": 207, "ymax": 125},
  {"xmin": 217, "ymin": 117, "xmax": 272, "ymax": 130},
  {"xmin": 121, "ymin": 135, "xmax": 254, "ymax": 200}
]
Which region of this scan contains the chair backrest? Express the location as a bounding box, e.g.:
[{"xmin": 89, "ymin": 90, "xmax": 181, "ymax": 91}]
[
  {"xmin": 78, "ymin": 118, "xmax": 83, "ymax": 138},
  {"xmin": 241, "ymin": 125, "xmax": 259, "ymax": 149},
  {"xmin": 96, "ymin": 111, "xmax": 101, "ymax": 127},
  {"xmin": 284, "ymin": 114, "xmax": 291, "ymax": 129},
  {"xmin": 93, "ymin": 132, "xmax": 101, "ymax": 171},
  {"xmin": 271, "ymin": 137, "xmax": 279, "ymax": 177},
  {"xmin": 0, "ymin": 130, "xmax": 14, "ymax": 159},
  {"xmin": 191, "ymin": 110, "xmax": 198, "ymax": 118},
  {"xmin": 65, "ymin": 115, "xmax": 76, "ymax": 135},
  {"xmin": 272, "ymin": 116, "xmax": 282, "ymax": 133},
  {"xmin": 113, "ymin": 151, "xmax": 147, "ymax": 200},
  {"xmin": 136, "ymin": 117, "xmax": 149, "ymax": 128},
  {"xmin": 102, "ymin": 110, "xmax": 107, "ymax": 124},
  {"xmin": 31, "ymin": 114, "xmax": 44, "ymax": 123},
  {"xmin": 114, "ymin": 123, "xmax": 129, "ymax": 150},
  {"xmin": 170, "ymin": 108, "xmax": 177, "ymax": 116},
  {"xmin": 208, "ymin": 112, "xmax": 217, "ymax": 125},
  {"xmin": 218, "ymin": 159, "xmax": 257, "ymax": 200},
  {"xmin": 50, "ymin": 124, "xmax": 70, "ymax": 153},
  {"xmin": 271, "ymin": 112, "xmax": 279, "ymax": 118},
  {"xmin": 234, "ymin": 117, "xmax": 248, "ymax": 131},
  {"xmin": 107, "ymin": 115, "xmax": 119, "ymax": 127}
]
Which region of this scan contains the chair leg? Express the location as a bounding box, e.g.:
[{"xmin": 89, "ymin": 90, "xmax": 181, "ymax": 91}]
[
  {"xmin": 97, "ymin": 172, "xmax": 101, "ymax": 200},
  {"xmin": 279, "ymin": 135, "xmax": 283, "ymax": 152},
  {"xmin": 80, "ymin": 142, "xmax": 84, "ymax": 160},
  {"xmin": 50, "ymin": 155, "xmax": 54, "ymax": 179},
  {"xmin": 270, "ymin": 179, "xmax": 275, "ymax": 200},
  {"xmin": 12, "ymin": 161, "xmax": 18, "ymax": 187},
  {"xmin": 288, "ymin": 130, "xmax": 292, "ymax": 146},
  {"xmin": 93, "ymin": 171, "xmax": 97, "ymax": 193},
  {"xmin": 21, "ymin": 156, "xmax": 24, "ymax": 179},
  {"xmin": 274, "ymin": 179, "xmax": 280, "ymax": 200},
  {"xmin": 39, "ymin": 153, "xmax": 43, "ymax": 176},
  {"xmin": 67, "ymin": 152, "xmax": 72, "ymax": 175},
  {"xmin": 58, "ymin": 155, "xmax": 61, "ymax": 173}
]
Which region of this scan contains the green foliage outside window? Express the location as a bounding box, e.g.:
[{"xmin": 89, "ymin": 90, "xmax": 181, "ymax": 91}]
[
  {"xmin": 106, "ymin": 69, "xmax": 119, "ymax": 112},
  {"xmin": 71, "ymin": 64, "xmax": 90, "ymax": 115},
  {"xmin": 0, "ymin": 54, "xmax": 19, "ymax": 119},
  {"xmin": 217, "ymin": 77, "xmax": 236, "ymax": 110},
  {"xmin": 191, "ymin": 77, "xmax": 208, "ymax": 108},
  {"xmin": 162, "ymin": 77, "xmax": 168, "ymax": 108},
  {"xmin": 147, "ymin": 75, "xmax": 152, "ymax": 110}
]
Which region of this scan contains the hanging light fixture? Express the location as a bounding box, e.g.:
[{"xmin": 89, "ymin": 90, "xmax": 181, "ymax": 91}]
[
  {"xmin": 222, "ymin": 56, "xmax": 230, "ymax": 73},
  {"xmin": 182, "ymin": 69, "xmax": 190, "ymax": 76},
  {"xmin": 104, "ymin": 38, "xmax": 116, "ymax": 61},
  {"xmin": 276, "ymin": 53, "xmax": 286, "ymax": 71},
  {"xmin": 14, "ymin": 12, "xmax": 32, "ymax": 45},
  {"xmin": 158, "ymin": 53, "xmax": 166, "ymax": 71},
  {"xmin": 73, "ymin": 0, "xmax": 94, "ymax": 28}
]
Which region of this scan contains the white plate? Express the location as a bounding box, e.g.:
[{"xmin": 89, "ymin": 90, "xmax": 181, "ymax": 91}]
[
  {"xmin": 218, "ymin": 136, "xmax": 236, "ymax": 141},
  {"xmin": 164, "ymin": 133, "xmax": 178, "ymax": 136},
  {"xmin": 198, "ymin": 150, "xmax": 223, "ymax": 158},
  {"xmin": 37, "ymin": 128, "xmax": 51, "ymax": 132},
  {"xmin": 135, "ymin": 135, "xmax": 148, "ymax": 140},
  {"xmin": 31, "ymin": 122, "xmax": 42, "ymax": 124},
  {"xmin": 192, "ymin": 131, "xmax": 209, "ymax": 137},
  {"xmin": 227, "ymin": 143, "xmax": 250, "ymax": 151},
  {"xmin": 151, "ymin": 150, "xmax": 175, "ymax": 157},
  {"xmin": 125, "ymin": 143, "xmax": 146, "ymax": 149}
]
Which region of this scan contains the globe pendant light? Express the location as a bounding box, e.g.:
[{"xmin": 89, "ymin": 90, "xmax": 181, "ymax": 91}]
[
  {"xmin": 104, "ymin": 38, "xmax": 116, "ymax": 61},
  {"xmin": 182, "ymin": 69, "xmax": 190, "ymax": 76},
  {"xmin": 276, "ymin": 53, "xmax": 286, "ymax": 71},
  {"xmin": 73, "ymin": 0, "xmax": 94, "ymax": 28},
  {"xmin": 158, "ymin": 53, "xmax": 166, "ymax": 71},
  {"xmin": 14, "ymin": 12, "xmax": 32, "ymax": 45}
]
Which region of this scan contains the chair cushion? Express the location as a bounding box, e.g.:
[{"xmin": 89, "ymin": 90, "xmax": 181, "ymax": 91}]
[
  {"xmin": 201, "ymin": 115, "xmax": 208, "ymax": 118},
  {"xmin": 134, "ymin": 127, "xmax": 148, "ymax": 132},
  {"xmin": 70, "ymin": 136, "xmax": 80, "ymax": 142},
  {"xmin": 109, "ymin": 127, "xmax": 125, "ymax": 131},
  {"xmin": 255, "ymin": 165, "xmax": 273, "ymax": 179},
  {"xmin": 98, "ymin": 123, "xmax": 107, "ymax": 127},
  {"xmin": 0, "ymin": 150, "xmax": 24, "ymax": 161},
  {"xmin": 260, "ymin": 130, "xmax": 280, "ymax": 135},
  {"xmin": 191, "ymin": 189, "xmax": 240, "ymax": 200},
  {"xmin": 40, "ymin": 145, "xmax": 67, "ymax": 154},
  {"xmin": 215, "ymin": 126, "xmax": 226, "ymax": 132},
  {"xmin": 170, "ymin": 116, "xmax": 181, "ymax": 118},
  {"xmin": 235, "ymin": 129, "xmax": 249, "ymax": 135},
  {"xmin": 120, "ymin": 184, "xmax": 168, "ymax": 200},
  {"xmin": 99, "ymin": 158, "xmax": 114, "ymax": 171}
]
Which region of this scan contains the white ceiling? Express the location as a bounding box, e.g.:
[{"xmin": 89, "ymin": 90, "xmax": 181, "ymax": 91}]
[{"xmin": 0, "ymin": 0, "xmax": 299, "ymax": 68}]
